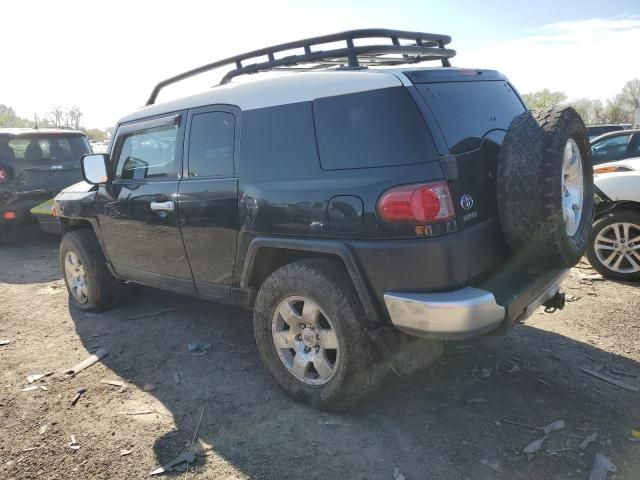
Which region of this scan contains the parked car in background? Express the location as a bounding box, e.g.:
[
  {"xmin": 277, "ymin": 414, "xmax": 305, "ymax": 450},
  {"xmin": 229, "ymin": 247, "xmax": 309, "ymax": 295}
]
[
  {"xmin": 587, "ymin": 159, "xmax": 640, "ymax": 281},
  {"xmin": 590, "ymin": 129, "xmax": 640, "ymax": 165},
  {"xmin": 0, "ymin": 128, "xmax": 91, "ymax": 231},
  {"xmin": 587, "ymin": 124, "xmax": 632, "ymax": 141}
]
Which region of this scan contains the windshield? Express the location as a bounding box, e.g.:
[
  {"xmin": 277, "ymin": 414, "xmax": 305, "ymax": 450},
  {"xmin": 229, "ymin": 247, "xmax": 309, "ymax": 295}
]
[{"xmin": 3, "ymin": 135, "xmax": 90, "ymax": 164}]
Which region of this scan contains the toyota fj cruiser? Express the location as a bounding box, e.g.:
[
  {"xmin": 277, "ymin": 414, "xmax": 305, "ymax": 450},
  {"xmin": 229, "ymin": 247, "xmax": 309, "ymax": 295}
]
[{"xmin": 54, "ymin": 29, "xmax": 593, "ymax": 410}]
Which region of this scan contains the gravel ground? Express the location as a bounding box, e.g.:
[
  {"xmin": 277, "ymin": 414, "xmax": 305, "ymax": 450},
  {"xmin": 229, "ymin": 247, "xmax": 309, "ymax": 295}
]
[{"xmin": 0, "ymin": 230, "xmax": 639, "ymax": 480}]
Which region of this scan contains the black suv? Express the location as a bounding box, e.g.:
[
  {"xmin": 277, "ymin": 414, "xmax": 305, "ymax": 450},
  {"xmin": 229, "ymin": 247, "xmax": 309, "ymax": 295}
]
[
  {"xmin": 0, "ymin": 128, "xmax": 91, "ymax": 229},
  {"xmin": 54, "ymin": 30, "xmax": 593, "ymax": 410}
]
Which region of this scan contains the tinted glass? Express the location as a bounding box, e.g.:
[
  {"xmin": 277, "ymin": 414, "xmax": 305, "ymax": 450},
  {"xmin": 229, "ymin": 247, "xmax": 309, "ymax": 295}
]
[
  {"xmin": 188, "ymin": 112, "xmax": 235, "ymax": 177},
  {"xmin": 313, "ymin": 87, "xmax": 437, "ymax": 170},
  {"xmin": 415, "ymin": 81, "xmax": 525, "ymax": 154},
  {"xmin": 591, "ymin": 134, "xmax": 631, "ymax": 163},
  {"xmin": 588, "ymin": 125, "xmax": 624, "ymax": 139},
  {"xmin": 5, "ymin": 135, "xmax": 90, "ymax": 163},
  {"xmin": 115, "ymin": 124, "xmax": 178, "ymax": 180},
  {"xmin": 240, "ymin": 102, "xmax": 319, "ymax": 180}
]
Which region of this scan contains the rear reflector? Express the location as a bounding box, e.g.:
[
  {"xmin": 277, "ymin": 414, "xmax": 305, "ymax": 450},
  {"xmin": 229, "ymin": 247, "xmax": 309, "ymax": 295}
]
[
  {"xmin": 378, "ymin": 181, "xmax": 455, "ymax": 224},
  {"xmin": 3, "ymin": 211, "xmax": 16, "ymax": 220}
]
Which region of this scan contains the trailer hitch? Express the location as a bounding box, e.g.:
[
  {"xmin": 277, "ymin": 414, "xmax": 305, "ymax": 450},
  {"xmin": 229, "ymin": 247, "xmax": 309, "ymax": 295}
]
[{"xmin": 543, "ymin": 291, "xmax": 566, "ymax": 313}]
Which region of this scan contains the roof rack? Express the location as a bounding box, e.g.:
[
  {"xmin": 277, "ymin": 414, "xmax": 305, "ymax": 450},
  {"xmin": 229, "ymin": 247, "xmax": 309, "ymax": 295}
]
[{"xmin": 146, "ymin": 28, "xmax": 455, "ymax": 105}]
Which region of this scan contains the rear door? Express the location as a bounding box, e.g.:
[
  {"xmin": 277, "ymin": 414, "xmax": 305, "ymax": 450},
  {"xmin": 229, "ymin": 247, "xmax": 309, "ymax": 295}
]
[
  {"xmin": 409, "ymin": 71, "xmax": 526, "ymax": 230},
  {"xmin": 178, "ymin": 106, "xmax": 239, "ymax": 300},
  {"xmin": 96, "ymin": 114, "xmax": 196, "ymax": 294}
]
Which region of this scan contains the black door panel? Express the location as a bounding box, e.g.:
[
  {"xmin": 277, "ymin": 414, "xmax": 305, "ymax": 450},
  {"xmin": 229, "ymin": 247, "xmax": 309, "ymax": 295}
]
[
  {"xmin": 178, "ymin": 179, "xmax": 238, "ymax": 297},
  {"xmin": 179, "ymin": 106, "xmax": 239, "ymax": 299},
  {"xmin": 96, "ymin": 114, "xmax": 195, "ymax": 291},
  {"xmin": 99, "ymin": 181, "xmax": 193, "ymax": 281}
]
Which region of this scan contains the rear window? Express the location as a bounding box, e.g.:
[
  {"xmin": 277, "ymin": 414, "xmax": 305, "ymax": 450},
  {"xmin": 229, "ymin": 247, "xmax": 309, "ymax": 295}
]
[
  {"xmin": 5, "ymin": 135, "xmax": 90, "ymax": 163},
  {"xmin": 313, "ymin": 87, "xmax": 437, "ymax": 170},
  {"xmin": 415, "ymin": 81, "xmax": 525, "ymax": 154}
]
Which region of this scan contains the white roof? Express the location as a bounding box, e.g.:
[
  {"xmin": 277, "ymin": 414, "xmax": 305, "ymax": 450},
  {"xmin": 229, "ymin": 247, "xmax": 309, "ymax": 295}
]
[{"xmin": 118, "ymin": 70, "xmax": 406, "ymax": 124}]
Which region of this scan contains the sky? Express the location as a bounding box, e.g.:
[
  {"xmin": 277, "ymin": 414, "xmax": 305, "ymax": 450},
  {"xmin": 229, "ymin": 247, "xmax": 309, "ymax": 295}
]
[{"xmin": 1, "ymin": 0, "xmax": 639, "ymax": 129}]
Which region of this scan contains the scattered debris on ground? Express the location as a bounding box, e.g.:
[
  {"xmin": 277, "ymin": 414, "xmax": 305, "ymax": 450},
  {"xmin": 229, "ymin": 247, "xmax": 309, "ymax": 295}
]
[
  {"xmin": 127, "ymin": 308, "xmax": 176, "ymax": 321},
  {"xmin": 26, "ymin": 374, "xmax": 45, "ymax": 383},
  {"xmin": 0, "ymin": 339, "xmax": 11, "ymax": 346},
  {"xmin": 580, "ymin": 366, "xmax": 640, "ymax": 392},
  {"xmin": 480, "ymin": 459, "xmax": 503, "ymax": 473},
  {"xmin": 70, "ymin": 388, "xmax": 86, "ymax": 406},
  {"xmin": 588, "ymin": 453, "xmax": 617, "ymax": 480},
  {"xmin": 65, "ymin": 349, "xmax": 109, "ymax": 376},
  {"xmin": 117, "ymin": 410, "xmax": 155, "ymax": 416},
  {"xmin": 66, "ymin": 435, "xmax": 80, "ymax": 451},
  {"xmin": 150, "ymin": 451, "xmax": 196, "ymax": 476},
  {"xmin": 580, "ymin": 432, "xmax": 599, "ymax": 450},
  {"xmin": 100, "ymin": 379, "xmax": 124, "ymax": 388},
  {"xmin": 187, "ymin": 343, "xmax": 211, "ymax": 355},
  {"xmin": 393, "ymin": 467, "xmax": 407, "ymax": 480}
]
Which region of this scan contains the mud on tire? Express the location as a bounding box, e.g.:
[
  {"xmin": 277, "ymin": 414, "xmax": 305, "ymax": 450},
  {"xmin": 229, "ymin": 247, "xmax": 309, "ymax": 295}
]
[
  {"xmin": 253, "ymin": 258, "xmax": 383, "ymax": 412},
  {"xmin": 497, "ymin": 107, "xmax": 593, "ymax": 268},
  {"xmin": 60, "ymin": 229, "xmax": 121, "ymax": 312}
]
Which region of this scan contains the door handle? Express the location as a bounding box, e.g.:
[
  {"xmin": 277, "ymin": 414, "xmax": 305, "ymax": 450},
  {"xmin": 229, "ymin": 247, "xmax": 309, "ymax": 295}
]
[{"xmin": 150, "ymin": 200, "xmax": 175, "ymax": 212}]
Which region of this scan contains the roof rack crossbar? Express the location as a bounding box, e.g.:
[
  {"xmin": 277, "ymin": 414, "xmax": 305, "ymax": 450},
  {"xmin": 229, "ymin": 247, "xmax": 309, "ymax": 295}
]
[{"xmin": 146, "ymin": 28, "xmax": 455, "ymax": 105}]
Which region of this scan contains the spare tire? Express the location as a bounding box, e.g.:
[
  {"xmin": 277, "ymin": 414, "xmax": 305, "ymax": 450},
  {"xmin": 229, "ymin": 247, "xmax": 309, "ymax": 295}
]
[{"xmin": 497, "ymin": 107, "xmax": 593, "ymax": 268}]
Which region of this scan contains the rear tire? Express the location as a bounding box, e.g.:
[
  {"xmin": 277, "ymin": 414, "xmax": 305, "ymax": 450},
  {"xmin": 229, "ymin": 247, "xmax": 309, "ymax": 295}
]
[
  {"xmin": 253, "ymin": 258, "xmax": 382, "ymax": 412},
  {"xmin": 586, "ymin": 210, "xmax": 640, "ymax": 282},
  {"xmin": 498, "ymin": 107, "xmax": 593, "ymax": 268},
  {"xmin": 60, "ymin": 229, "xmax": 121, "ymax": 311}
]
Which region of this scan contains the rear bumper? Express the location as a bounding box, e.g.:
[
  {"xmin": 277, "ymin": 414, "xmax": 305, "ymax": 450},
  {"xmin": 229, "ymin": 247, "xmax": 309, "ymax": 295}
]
[{"xmin": 384, "ymin": 269, "xmax": 569, "ymax": 340}]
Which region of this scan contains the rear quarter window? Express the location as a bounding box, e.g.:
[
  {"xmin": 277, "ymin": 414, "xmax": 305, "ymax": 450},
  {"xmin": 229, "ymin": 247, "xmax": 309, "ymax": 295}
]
[
  {"xmin": 416, "ymin": 81, "xmax": 525, "ymax": 154},
  {"xmin": 313, "ymin": 87, "xmax": 437, "ymax": 170}
]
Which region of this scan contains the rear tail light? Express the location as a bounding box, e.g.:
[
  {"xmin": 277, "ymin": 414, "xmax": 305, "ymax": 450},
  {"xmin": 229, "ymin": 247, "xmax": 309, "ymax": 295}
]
[
  {"xmin": 3, "ymin": 211, "xmax": 16, "ymax": 220},
  {"xmin": 0, "ymin": 166, "xmax": 8, "ymax": 183},
  {"xmin": 378, "ymin": 181, "xmax": 456, "ymax": 224}
]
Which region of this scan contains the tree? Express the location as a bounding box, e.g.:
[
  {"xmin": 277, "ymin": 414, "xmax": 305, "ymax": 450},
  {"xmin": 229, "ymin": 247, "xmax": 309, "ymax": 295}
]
[
  {"xmin": 0, "ymin": 104, "xmax": 33, "ymax": 127},
  {"xmin": 46, "ymin": 107, "xmax": 65, "ymax": 127},
  {"xmin": 603, "ymin": 94, "xmax": 632, "ymax": 124},
  {"xmin": 619, "ymin": 78, "xmax": 640, "ymax": 111},
  {"xmin": 567, "ymin": 98, "xmax": 605, "ymax": 125},
  {"xmin": 65, "ymin": 106, "xmax": 83, "ymax": 130},
  {"xmin": 522, "ymin": 89, "xmax": 567, "ymax": 109},
  {"xmin": 86, "ymin": 128, "xmax": 106, "ymax": 143}
]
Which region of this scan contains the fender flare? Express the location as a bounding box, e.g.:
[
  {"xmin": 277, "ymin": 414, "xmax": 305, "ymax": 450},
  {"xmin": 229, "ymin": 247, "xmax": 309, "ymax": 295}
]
[{"xmin": 241, "ymin": 237, "xmax": 383, "ymax": 323}]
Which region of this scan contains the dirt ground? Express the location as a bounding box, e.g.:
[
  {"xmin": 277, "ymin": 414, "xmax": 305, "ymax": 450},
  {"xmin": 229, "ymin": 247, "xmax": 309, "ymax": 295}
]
[{"xmin": 1, "ymin": 229, "xmax": 639, "ymax": 480}]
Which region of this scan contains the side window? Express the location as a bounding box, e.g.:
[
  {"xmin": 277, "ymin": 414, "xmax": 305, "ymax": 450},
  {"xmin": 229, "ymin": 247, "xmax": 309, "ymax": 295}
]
[
  {"xmin": 115, "ymin": 124, "xmax": 179, "ymax": 180},
  {"xmin": 313, "ymin": 87, "xmax": 437, "ymax": 170},
  {"xmin": 591, "ymin": 134, "xmax": 631, "ymax": 162},
  {"xmin": 625, "ymin": 133, "xmax": 640, "ymax": 158},
  {"xmin": 188, "ymin": 112, "xmax": 235, "ymax": 177}
]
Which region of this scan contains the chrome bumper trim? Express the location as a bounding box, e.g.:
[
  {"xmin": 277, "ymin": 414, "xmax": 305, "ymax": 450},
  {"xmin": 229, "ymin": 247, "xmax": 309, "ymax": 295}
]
[{"xmin": 383, "ymin": 269, "xmax": 569, "ymax": 340}]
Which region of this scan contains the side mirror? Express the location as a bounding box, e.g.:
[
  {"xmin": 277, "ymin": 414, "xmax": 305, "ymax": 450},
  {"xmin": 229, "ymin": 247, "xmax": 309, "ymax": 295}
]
[{"xmin": 81, "ymin": 153, "xmax": 109, "ymax": 184}]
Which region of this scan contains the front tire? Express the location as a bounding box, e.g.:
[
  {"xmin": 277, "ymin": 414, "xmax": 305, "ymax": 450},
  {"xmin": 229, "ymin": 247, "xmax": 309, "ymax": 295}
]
[
  {"xmin": 253, "ymin": 258, "xmax": 382, "ymax": 411},
  {"xmin": 60, "ymin": 229, "xmax": 121, "ymax": 311},
  {"xmin": 586, "ymin": 210, "xmax": 640, "ymax": 282}
]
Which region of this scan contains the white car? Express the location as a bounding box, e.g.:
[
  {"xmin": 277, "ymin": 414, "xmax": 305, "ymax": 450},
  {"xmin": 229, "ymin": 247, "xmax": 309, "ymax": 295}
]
[{"xmin": 587, "ymin": 157, "xmax": 640, "ymax": 281}]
